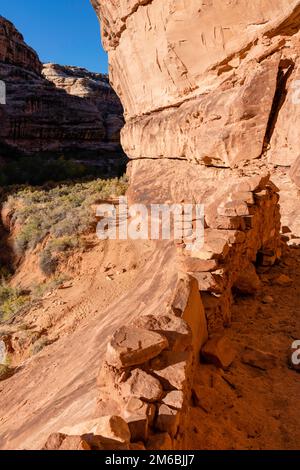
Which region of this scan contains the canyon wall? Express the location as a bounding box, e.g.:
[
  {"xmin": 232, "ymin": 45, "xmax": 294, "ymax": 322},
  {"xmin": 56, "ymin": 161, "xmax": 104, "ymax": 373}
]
[
  {"xmin": 92, "ymin": 0, "xmax": 300, "ymax": 169},
  {"xmin": 79, "ymin": 0, "xmax": 300, "ymax": 449},
  {"xmin": 0, "ymin": 16, "xmax": 124, "ymax": 163}
]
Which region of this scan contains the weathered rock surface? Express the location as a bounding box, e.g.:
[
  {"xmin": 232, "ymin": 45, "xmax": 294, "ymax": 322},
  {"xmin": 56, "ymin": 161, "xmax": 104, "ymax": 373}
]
[
  {"xmin": 290, "ymin": 156, "xmax": 300, "ymax": 188},
  {"xmin": 201, "ymin": 335, "xmax": 236, "ymax": 370},
  {"xmin": 42, "ymin": 63, "xmax": 124, "ymax": 143},
  {"xmin": 93, "ymin": 0, "xmax": 300, "ymax": 169},
  {"xmin": 0, "ymin": 16, "xmax": 124, "ymax": 167}
]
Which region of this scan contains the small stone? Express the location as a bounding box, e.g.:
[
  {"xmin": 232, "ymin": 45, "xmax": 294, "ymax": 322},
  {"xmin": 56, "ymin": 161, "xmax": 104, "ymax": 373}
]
[
  {"xmin": 262, "ymin": 295, "xmax": 274, "ymax": 304},
  {"xmin": 201, "ymin": 335, "xmax": 235, "ymax": 369},
  {"xmin": 287, "ymin": 239, "xmax": 300, "ymax": 247},
  {"xmin": 121, "ymin": 368, "xmax": 163, "ymax": 402},
  {"xmin": 234, "ymin": 264, "xmax": 262, "ymax": 294},
  {"xmin": 171, "ymin": 276, "xmax": 191, "ymax": 315},
  {"xmin": 162, "ymin": 391, "xmax": 184, "ymax": 410},
  {"xmin": 242, "ymin": 347, "xmax": 277, "ymax": 371},
  {"xmin": 156, "ymin": 404, "xmax": 180, "ymax": 437},
  {"xmin": 272, "ymin": 274, "xmax": 293, "ymax": 287},
  {"xmin": 147, "ymin": 433, "xmax": 173, "ymax": 450},
  {"xmin": 106, "ymin": 326, "xmax": 168, "ymax": 368}
]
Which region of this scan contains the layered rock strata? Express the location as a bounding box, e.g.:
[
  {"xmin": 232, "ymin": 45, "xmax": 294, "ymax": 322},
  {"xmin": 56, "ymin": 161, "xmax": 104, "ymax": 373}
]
[{"xmin": 0, "ymin": 16, "xmax": 125, "ymax": 169}]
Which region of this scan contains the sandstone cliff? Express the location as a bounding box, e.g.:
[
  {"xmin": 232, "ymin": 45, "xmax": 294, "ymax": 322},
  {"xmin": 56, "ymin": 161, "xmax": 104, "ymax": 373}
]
[
  {"xmin": 92, "ymin": 0, "xmax": 300, "ymax": 235},
  {"xmin": 0, "ymin": 2, "xmax": 300, "ymax": 451},
  {"xmin": 0, "ymin": 16, "xmax": 124, "ymax": 162}
]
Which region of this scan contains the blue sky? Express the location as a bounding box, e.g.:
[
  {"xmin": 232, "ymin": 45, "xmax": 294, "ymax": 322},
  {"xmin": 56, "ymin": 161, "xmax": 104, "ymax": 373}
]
[{"xmin": 1, "ymin": 0, "xmax": 108, "ymax": 73}]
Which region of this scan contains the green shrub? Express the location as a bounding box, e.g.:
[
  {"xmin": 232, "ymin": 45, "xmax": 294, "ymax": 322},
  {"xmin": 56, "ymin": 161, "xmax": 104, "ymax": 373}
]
[
  {"xmin": 39, "ymin": 250, "xmax": 58, "ymax": 276},
  {"xmin": 0, "ymin": 283, "xmax": 30, "ymax": 322}
]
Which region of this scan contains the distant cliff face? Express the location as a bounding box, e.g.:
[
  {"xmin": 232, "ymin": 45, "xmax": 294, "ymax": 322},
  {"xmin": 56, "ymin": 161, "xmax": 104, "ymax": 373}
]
[
  {"xmin": 42, "ymin": 63, "xmax": 124, "ymax": 143},
  {"xmin": 0, "ymin": 16, "xmax": 124, "ymax": 161},
  {"xmin": 0, "ymin": 16, "xmax": 41, "ymax": 74}
]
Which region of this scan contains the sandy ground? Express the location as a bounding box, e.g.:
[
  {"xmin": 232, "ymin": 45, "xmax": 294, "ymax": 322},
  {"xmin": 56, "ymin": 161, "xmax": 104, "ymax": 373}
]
[{"xmin": 187, "ymin": 245, "xmax": 300, "ymax": 450}]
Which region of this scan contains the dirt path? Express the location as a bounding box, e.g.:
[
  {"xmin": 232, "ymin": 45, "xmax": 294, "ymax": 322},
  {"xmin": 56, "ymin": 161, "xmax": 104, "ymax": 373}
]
[{"xmin": 187, "ymin": 245, "xmax": 300, "ymax": 450}]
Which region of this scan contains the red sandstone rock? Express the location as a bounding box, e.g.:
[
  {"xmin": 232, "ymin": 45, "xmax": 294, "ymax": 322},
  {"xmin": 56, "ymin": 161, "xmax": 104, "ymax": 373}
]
[
  {"xmin": 134, "ymin": 314, "xmax": 192, "ymax": 352},
  {"xmin": 151, "ymin": 350, "xmax": 192, "ymax": 391},
  {"xmin": 162, "ymin": 391, "xmax": 184, "ymax": 410},
  {"xmin": 121, "ymin": 368, "xmax": 163, "ymax": 402},
  {"xmin": 59, "ymin": 436, "xmax": 91, "ymax": 451},
  {"xmin": 146, "ymin": 433, "xmax": 173, "ymax": 451},
  {"xmin": 272, "ymin": 274, "xmax": 293, "ymax": 286},
  {"xmin": 60, "ymin": 416, "xmax": 130, "ymax": 450},
  {"xmin": 202, "ymin": 335, "xmax": 236, "ymax": 370},
  {"xmin": 43, "ymin": 433, "xmax": 91, "ymax": 451},
  {"xmin": 234, "ymin": 264, "xmax": 262, "ymax": 295},
  {"xmin": 43, "ymin": 433, "xmax": 67, "ymax": 450},
  {"xmin": 242, "ymin": 347, "xmax": 278, "ymax": 371},
  {"xmin": 106, "ymin": 326, "xmax": 169, "ymax": 368}
]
